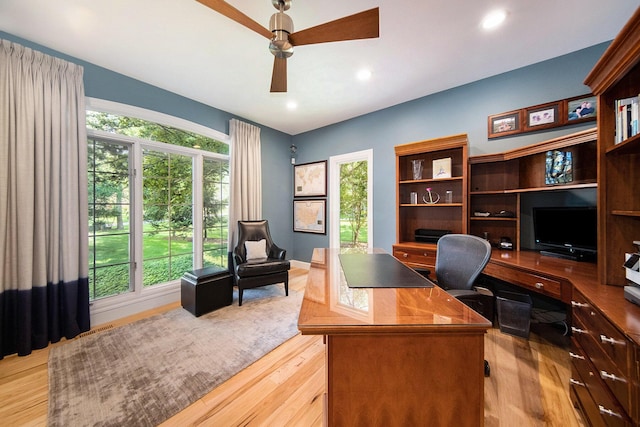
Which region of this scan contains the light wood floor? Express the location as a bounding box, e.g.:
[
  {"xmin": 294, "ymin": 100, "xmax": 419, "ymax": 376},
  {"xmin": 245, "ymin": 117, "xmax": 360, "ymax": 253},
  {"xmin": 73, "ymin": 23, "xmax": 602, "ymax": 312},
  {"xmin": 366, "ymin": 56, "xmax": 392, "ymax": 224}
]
[{"xmin": 0, "ymin": 267, "xmax": 585, "ymax": 426}]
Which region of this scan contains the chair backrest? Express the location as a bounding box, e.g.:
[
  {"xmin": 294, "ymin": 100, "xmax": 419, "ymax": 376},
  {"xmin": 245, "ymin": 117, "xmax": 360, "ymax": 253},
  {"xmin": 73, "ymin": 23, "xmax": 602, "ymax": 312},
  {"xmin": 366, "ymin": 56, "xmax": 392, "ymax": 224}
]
[
  {"xmin": 234, "ymin": 220, "xmax": 275, "ymax": 261},
  {"xmin": 435, "ymin": 234, "xmax": 492, "ymax": 291}
]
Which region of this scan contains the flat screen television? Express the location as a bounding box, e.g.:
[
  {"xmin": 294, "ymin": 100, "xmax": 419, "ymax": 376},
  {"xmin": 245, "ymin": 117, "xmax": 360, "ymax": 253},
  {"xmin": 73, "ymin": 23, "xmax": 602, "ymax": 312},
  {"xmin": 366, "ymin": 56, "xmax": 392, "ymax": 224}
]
[{"xmin": 532, "ymin": 206, "xmax": 597, "ymax": 262}]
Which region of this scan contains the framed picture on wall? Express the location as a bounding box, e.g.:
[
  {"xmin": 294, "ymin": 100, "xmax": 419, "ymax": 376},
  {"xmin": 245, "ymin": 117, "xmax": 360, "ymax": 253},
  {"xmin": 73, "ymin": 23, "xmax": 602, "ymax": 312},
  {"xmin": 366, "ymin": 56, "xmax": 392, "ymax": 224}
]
[
  {"xmin": 294, "ymin": 160, "xmax": 327, "ymax": 197},
  {"xmin": 293, "ymin": 199, "xmax": 326, "ymax": 234},
  {"xmin": 524, "ymin": 101, "xmax": 562, "ymax": 131},
  {"xmin": 488, "ymin": 110, "xmax": 522, "ymax": 138},
  {"xmin": 566, "ymin": 94, "xmax": 597, "ymax": 123}
]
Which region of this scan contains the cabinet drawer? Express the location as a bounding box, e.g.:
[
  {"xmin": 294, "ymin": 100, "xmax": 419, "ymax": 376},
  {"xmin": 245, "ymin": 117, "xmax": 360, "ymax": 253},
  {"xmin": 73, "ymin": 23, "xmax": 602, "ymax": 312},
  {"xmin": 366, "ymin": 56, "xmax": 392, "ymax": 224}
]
[
  {"xmin": 393, "ymin": 246, "xmax": 436, "ymax": 267},
  {"xmin": 483, "ymin": 263, "xmax": 562, "ymax": 299},
  {"xmin": 571, "ymin": 317, "xmax": 631, "ymax": 416},
  {"xmin": 572, "ymin": 291, "xmax": 630, "ymax": 378},
  {"xmin": 571, "ymin": 339, "xmax": 632, "ymax": 426}
]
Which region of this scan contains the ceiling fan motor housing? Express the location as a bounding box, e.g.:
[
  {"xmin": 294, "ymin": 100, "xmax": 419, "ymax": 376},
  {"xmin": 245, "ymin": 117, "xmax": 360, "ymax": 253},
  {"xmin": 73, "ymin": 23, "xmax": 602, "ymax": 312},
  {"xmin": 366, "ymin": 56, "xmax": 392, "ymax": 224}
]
[{"xmin": 269, "ymin": 12, "xmax": 294, "ymax": 58}]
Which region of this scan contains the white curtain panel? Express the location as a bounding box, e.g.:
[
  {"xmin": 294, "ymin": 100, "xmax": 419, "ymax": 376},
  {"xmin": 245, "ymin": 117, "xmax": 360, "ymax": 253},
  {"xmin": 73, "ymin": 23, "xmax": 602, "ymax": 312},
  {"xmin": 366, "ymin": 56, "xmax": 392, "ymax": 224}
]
[
  {"xmin": 0, "ymin": 39, "xmax": 90, "ymax": 358},
  {"xmin": 228, "ymin": 118, "xmax": 262, "ymax": 250}
]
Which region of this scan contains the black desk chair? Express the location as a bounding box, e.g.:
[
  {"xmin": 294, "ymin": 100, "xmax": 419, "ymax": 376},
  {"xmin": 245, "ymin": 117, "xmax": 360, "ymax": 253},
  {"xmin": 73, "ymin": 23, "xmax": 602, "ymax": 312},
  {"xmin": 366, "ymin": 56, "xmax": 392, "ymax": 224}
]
[
  {"xmin": 435, "ymin": 233, "xmax": 493, "ymax": 376},
  {"xmin": 232, "ymin": 220, "xmax": 290, "ymax": 306}
]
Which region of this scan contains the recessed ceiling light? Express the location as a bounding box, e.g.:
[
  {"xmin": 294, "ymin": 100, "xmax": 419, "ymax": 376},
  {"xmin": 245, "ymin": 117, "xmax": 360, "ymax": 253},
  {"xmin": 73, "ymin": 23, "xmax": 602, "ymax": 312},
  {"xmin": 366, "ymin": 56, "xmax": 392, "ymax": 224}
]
[
  {"xmin": 286, "ymin": 101, "xmax": 297, "ymax": 110},
  {"xmin": 357, "ymin": 69, "xmax": 372, "ymax": 81},
  {"xmin": 482, "ymin": 10, "xmax": 507, "ymax": 30}
]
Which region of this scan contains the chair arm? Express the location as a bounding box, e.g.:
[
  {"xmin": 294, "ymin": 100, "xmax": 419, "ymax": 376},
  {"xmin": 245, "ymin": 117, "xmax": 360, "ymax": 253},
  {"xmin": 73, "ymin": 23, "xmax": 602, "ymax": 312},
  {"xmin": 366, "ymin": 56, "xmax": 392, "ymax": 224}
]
[{"xmin": 269, "ymin": 244, "xmax": 287, "ymax": 260}]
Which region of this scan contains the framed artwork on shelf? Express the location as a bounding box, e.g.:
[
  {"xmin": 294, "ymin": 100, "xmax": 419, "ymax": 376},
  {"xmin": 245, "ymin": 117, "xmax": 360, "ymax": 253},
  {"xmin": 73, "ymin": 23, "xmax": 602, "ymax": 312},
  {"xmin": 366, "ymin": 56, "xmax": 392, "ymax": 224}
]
[
  {"xmin": 294, "ymin": 160, "xmax": 327, "ymax": 197},
  {"xmin": 488, "ymin": 110, "xmax": 521, "ymax": 138},
  {"xmin": 432, "ymin": 157, "xmax": 452, "ymax": 178},
  {"xmin": 293, "ymin": 199, "xmax": 326, "ymax": 234},
  {"xmin": 566, "ymin": 94, "xmax": 597, "ymax": 123},
  {"xmin": 524, "ymin": 101, "xmax": 562, "ymax": 131}
]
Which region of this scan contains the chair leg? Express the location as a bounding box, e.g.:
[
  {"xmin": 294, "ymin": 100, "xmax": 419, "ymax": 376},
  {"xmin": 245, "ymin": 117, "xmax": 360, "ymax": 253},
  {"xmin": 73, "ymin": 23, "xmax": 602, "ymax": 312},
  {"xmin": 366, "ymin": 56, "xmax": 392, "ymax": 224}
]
[
  {"xmin": 238, "ymin": 288, "xmax": 243, "ymax": 306},
  {"xmin": 284, "ymin": 277, "xmax": 289, "ymax": 296}
]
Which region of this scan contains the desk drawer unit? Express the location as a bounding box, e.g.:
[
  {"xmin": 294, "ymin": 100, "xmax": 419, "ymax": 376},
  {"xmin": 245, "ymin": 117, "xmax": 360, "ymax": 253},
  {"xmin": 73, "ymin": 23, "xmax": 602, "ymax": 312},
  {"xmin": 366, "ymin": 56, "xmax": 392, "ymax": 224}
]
[
  {"xmin": 570, "ymin": 288, "xmax": 638, "ymax": 426},
  {"xmin": 483, "ymin": 262, "xmax": 562, "ymax": 300},
  {"xmin": 392, "ymin": 244, "xmax": 436, "ymax": 274}
]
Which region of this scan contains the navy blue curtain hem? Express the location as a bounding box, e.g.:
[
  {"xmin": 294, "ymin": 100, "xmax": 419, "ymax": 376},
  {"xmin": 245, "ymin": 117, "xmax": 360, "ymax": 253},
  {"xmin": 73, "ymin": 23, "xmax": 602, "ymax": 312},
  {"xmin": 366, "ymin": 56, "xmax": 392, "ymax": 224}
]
[{"xmin": 0, "ymin": 277, "xmax": 90, "ymax": 359}]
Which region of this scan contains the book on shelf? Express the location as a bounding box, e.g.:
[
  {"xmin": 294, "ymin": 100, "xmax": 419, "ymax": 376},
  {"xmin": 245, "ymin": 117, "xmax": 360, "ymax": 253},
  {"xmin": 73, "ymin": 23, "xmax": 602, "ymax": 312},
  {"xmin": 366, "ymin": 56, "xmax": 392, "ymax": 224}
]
[{"xmin": 615, "ymin": 95, "xmax": 639, "ymax": 144}]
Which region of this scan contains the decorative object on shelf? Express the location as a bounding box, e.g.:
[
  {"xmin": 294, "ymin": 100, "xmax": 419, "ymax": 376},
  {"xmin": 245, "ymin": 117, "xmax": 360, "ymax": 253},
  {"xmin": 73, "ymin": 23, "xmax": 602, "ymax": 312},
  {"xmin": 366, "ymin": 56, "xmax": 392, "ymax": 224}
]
[
  {"xmin": 432, "ymin": 157, "xmax": 452, "ymax": 178},
  {"xmin": 488, "ymin": 110, "xmax": 522, "ymax": 138},
  {"xmin": 293, "ymin": 199, "xmax": 326, "ymax": 234},
  {"xmin": 524, "ymin": 101, "xmax": 561, "ymax": 131},
  {"xmin": 410, "ymin": 191, "xmax": 418, "ymax": 204},
  {"xmin": 488, "ymin": 93, "xmax": 596, "ymax": 139},
  {"xmin": 294, "ymin": 160, "xmax": 326, "ymax": 197},
  {"xmin": 445, "ymin": 190, "xmax": 453, "ymax": 204},
  {"xmin": 545, "ymin": 150, "xmax": 573, "ymax": 184},
  {"xmin": 423, "ymin": 187, "xmax": 440, "ymax": 204},
  {"xmin": 411, "ymin": 159, "xmax": 424, "ymax": 180}
]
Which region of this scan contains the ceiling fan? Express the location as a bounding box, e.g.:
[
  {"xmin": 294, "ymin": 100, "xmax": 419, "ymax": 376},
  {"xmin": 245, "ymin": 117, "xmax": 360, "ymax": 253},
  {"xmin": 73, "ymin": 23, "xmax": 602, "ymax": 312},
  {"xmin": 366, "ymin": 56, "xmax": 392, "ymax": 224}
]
[{"xmin": 196, "ymin": 0, "xmax": 380, "ymax": 93}]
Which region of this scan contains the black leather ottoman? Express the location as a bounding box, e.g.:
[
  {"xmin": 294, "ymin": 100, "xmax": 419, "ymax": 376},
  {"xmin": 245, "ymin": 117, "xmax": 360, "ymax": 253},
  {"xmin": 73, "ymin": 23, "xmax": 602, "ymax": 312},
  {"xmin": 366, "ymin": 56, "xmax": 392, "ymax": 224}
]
[{"xmin": 181, "ymin": 266, "xmax": 233, "ymax": 317}]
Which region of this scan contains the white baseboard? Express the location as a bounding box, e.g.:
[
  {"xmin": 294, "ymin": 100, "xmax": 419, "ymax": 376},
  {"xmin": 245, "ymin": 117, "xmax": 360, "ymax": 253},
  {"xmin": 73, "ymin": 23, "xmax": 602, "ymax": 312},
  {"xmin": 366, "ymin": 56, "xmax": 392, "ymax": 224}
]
[{"xmin": 290, "ymin": 259, "xmax": 310, "ymax": 270}]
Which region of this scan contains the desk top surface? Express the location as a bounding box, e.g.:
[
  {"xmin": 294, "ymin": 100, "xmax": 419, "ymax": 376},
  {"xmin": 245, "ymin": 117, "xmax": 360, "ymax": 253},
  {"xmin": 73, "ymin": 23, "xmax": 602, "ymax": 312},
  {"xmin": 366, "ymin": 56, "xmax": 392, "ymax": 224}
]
[{"xmin": 297, "ymin": 248, "xmax": 491, "ymax": 335}]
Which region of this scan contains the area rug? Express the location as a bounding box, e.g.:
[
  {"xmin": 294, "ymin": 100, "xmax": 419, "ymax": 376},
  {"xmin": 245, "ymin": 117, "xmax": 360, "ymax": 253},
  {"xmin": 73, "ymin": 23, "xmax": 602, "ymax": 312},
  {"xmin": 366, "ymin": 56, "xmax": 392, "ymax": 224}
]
[{"xmin": 47, "ymin": 285, "xmax": 302, "ymax": 427}]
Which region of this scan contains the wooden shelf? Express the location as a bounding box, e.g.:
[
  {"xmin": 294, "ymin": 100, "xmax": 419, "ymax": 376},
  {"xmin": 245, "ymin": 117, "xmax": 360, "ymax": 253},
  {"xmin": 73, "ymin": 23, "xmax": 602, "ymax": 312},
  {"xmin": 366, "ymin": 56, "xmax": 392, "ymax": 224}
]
[
  {"xmin": 605, "ymin": 133, "xmax": 640, "ymax": 155},
  {"xmin": 470, "ymin": 217, "xmax": 517, "ymax": 222},
  {"xmin": 470, "ymin": 182, "xmax": 597, "ymax": 195},
  {"xmin": 468, "ymin": 128, "xmax": 597, "ymax": 251},
  {"xmin": 399, "ymin": 177, "xmax": 463, "ymax": 185},
  {"xmin": 611, "ymin": 210, "xmax": 640, "ymax": 217},
  {"xmin": 400, "ymin": 203, "xmax": 463, "ymax": 207}
]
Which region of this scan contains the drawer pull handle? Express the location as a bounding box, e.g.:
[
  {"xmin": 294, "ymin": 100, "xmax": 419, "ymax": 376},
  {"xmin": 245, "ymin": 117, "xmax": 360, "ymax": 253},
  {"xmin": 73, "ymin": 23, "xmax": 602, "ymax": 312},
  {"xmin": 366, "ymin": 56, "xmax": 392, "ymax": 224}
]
[
  {"xmin": 569, "ymin": 352, "xmax": 585, "ymax": 360},
  {"xmin": 571, "ymin": 301, "xmax": 588, "ymax": 308},
  {"xmin": 403, "ymin": 253, "xmax": 408, "ymax": 258},
  {"xmin": 570, "ymin": 378, "xmax": 585, "ymax": 387},
  {"xmin": 600, "ymin": 370, "xmax": 627, "ymax": 383},
  {"xmin": 598, "ymin": 405, "xmax": 623, "ymax": 419},
  {"xmin": 534, "ymin": 282, "xmax": 544, "ymax": 289},
  {"xmin": 423, "ymin": 252, "xmax": 428, "ymax": 257},
  {"xmin": 600, "ymin": 335, "xmax": 625, "ymax": 346},
  {"xmin": 571, "ymin": 326, "xmax": 587, "ymax": 334}
]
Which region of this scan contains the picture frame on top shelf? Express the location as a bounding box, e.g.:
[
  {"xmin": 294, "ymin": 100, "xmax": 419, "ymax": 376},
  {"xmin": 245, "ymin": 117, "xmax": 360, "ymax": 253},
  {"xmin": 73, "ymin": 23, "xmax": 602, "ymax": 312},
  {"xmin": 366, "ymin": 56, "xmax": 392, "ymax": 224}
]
[
  {"xmin": 432, "ymin": 157, "xmax": 452, "ymax": 179},
  {"xmin": 293, "ymin": 160, "xmax": 327, "ymax": 197},
  {"xmin": 488, "ymin": 110, "xmax": 521, "ymax": 138},
  {"xmin": 566, "ymin": 94, "xmax": 597, "ymax": 123},
  {"xmin": 524, "ymin": 101, "xmax": 562, "ymax": 131}
]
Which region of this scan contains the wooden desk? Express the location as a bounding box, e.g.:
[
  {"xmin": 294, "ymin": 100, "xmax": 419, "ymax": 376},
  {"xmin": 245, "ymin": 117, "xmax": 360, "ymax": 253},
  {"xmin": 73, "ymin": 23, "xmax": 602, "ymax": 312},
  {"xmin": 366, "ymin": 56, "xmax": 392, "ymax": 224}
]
[{"xmin": 298, "ymin": 248, "xmax": 491, "ymax": 427}]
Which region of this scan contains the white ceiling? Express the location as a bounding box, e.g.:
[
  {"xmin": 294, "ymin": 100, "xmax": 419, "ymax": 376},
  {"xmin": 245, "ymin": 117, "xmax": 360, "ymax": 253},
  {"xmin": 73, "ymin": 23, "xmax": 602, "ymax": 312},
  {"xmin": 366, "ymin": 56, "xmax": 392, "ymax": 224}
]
[{"xmin": 1, "ymin": 1, "xmax": 638, "ymax": 135}]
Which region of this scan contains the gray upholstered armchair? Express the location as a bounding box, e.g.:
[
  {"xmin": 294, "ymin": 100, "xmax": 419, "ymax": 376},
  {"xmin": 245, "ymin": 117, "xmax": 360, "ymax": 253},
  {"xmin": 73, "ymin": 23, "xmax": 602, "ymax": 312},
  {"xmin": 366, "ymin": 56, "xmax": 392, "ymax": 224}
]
[{"xmin": 232, "ymin": 220, "xmax": 290, "ymax": 306}]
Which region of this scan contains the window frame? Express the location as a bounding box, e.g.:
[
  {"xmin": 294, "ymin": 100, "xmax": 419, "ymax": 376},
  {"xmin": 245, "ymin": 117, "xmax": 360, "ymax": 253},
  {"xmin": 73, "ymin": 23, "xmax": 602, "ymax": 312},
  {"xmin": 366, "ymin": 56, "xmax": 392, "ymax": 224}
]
[{"xmin": 86, "ymin": 98, "xmax": 230, "ymax": 322}]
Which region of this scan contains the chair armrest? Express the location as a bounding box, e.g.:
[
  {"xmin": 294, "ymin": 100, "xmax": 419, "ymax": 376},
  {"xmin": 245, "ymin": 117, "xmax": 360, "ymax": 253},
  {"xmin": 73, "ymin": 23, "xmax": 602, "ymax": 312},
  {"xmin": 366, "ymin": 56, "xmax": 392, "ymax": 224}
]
[{"xmin": 269, "ymin": 244, "xmax": 286, "ymax": 260}]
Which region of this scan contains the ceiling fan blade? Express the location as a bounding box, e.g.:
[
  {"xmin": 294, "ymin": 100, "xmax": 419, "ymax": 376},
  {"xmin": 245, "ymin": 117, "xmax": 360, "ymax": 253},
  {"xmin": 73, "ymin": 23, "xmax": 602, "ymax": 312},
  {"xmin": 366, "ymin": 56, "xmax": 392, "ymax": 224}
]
[
  {"xmin": 196, "ymin": 0, "xmax": 272, "ymax": 39},
  {"xmin": 270, "ymin": 57, "xmax": 287, "ymax": 93},
  {"xmin": 289, "ymin": 7, "xmax": 379, "ymax": 46}
]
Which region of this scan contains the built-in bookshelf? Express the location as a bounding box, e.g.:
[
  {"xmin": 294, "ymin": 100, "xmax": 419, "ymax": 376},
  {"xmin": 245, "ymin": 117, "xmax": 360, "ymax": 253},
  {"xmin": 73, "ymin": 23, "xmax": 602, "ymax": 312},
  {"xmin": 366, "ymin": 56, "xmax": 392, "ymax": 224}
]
[{"xmin": 584, "ymin": 6, "xmax": 640, "ymax": 286}]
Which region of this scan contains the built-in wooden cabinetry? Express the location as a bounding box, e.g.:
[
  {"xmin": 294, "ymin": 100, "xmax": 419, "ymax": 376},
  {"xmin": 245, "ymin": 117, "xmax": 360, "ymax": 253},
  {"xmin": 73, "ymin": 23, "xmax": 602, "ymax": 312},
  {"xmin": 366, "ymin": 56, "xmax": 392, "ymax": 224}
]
[
  {"xmin": 393, "ymin": 134, "xmax": 468, "ymax": 274},
  {"xmin": 570, "ymin": 8, "xmax": 640, "ymax": 426},
  {"xmin": 469, "ymin": 128, "xmax": 597, "ymax": 250},
  {"xmin": 584, "ymin": 7, "xmax": 640, "ymax": 287}
]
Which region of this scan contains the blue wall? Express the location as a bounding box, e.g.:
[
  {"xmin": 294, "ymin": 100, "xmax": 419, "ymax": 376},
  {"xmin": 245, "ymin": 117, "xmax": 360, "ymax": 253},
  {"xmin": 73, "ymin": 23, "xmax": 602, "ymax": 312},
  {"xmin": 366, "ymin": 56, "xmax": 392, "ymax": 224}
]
[
  {"xmin": 1, "ymin": 31, "xmax": 607, "ymax": 263},
  {"xmin": 289, "ymin": 43, "xmax": 608, "ymax": 261}
]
